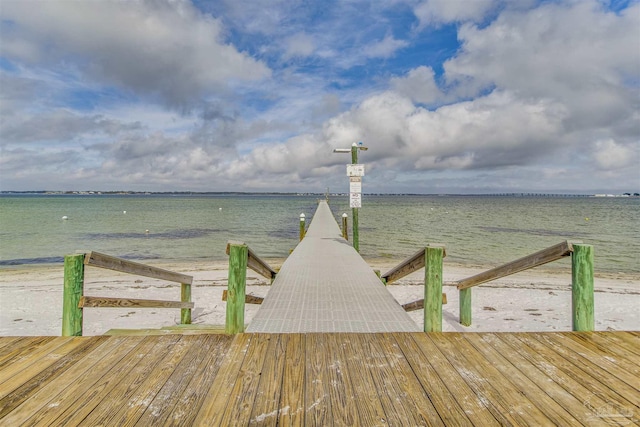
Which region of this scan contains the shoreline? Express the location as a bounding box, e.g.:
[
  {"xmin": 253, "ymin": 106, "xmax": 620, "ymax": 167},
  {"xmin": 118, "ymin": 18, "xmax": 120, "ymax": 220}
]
[{"xmin": 1, "ymin": 258, "xmax": 638, "ymax": 336}]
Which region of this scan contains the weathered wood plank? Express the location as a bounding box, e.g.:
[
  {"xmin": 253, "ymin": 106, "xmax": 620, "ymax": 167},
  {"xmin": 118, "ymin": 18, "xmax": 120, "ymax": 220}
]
[
  {"xmin": 134, "ymin": 336, "xmax": 217, "ymax": 426},
  {"xmin": 401, "ymin": 293, "xmax": 447, "ymax": 312},
  {"xmin": 480, "ymin": 333, "xmax": 600, "ymax": 423},
  {"xmin": 391, "ymin": 333, "xmax": 474, "ymax": 426},
  {"xmin": 381, "ymin": 248, "xmax": 425, "ymax": 284},
  {"xmin": 460, "ymin": 333, "xmax": 581, "ymax": 426},
  {"xmin": 457, "ymin": 240, "xmax": 576, "ymax": 290},
  {"xmin": 277, "ymin": 333, "xmax": 306, "ymax": 426},
  {"xmin": 332, "ymin": 333, "xmax": 387, "ymax": 425},
  {"xmin": 194, "ymin": 334, "xmax": 252, "ymax": 425},
  {"xmin": 305, "ymin": 333, "xmax": 332, "ymax": 425},
  {"xmin": 0, "ymin": 337, "xmax": 54, "ymax": 368},
  {"xmin": 410, "ymin": 334, "xmax": 509, "ymax": 425},
  {"xmin": 161, "ymin": 335, "xmax": 234, "ymax": 426},
  {"xmin": 221, "ymin": 290, "xmax": 264, "ymax": 305},
  {"xmin": 429, "ymin": 333, "xmax": 547, "ymax": 426},
  {"xmin": 218, "ymin": 334, "xmax": 272, "ymax": 426},
  {"xmin": 84, "ymin": 251, "xmax": 193, "ymax": 284},
  {"xmin": 500, "ymin": 333, "xmax": 637, "ymax": 420},
  {"xmin": 79, "ymin": 296, "xmax": 194, "ymax": 309},
  {"xmin": 226, "ymin": 240, "xmax": 277, "ymax": 280},
  {"xmin": 0, "ymin": 337, "xmax": 107, "ymax": 418},
  {"xmin": 0, "ymin": 338, "xmax": 74, "ymax": 386},
  {"xmin": 526, "ymin": 333, "xmax": 640, "ymax": 405},
  {"xmin": 377, "ymin": 333, "xmax": 446, "ymax": 426},
  {"xmin": 44, "ymin": 335, "xmax": 174, "ymax": 426},
  {"xmin": 323, "ymin": 334, "xmax": 360, "ymax": 426},
  {"xmin": 248, "ymin": 334, "xmax": 288, "ymax": 425},
  {"xmin": 78, "ymin": 335, "xmax": 188, "ymax": 426},
  {"xmin": 568, "ymin": 332, "xmax": 640, "ymax": 375},
  {"xmin": 0, "ymin": 336, "xmax": 144, "ymax": 426}
]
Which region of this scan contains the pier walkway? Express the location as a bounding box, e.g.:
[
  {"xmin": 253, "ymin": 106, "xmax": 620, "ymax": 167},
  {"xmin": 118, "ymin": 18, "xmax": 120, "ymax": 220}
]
[
  {"xmin": 1, "ymin": 332, "xmax": 638, "ymax": 425},
  {"xmin": 246, "ymin": 200, "xmax": 419, "ymax": 333}
]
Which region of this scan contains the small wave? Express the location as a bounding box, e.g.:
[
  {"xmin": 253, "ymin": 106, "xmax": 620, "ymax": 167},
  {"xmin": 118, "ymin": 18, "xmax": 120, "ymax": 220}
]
[{"xmin": 0, "ymin": 256, "xmax": 65, "ymax": 266}]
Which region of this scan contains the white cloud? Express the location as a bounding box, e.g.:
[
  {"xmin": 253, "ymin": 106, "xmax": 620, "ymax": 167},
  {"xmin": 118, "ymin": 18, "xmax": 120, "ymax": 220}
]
[
  {"xmin": 413, "ymin": 0, "xmax": 499, "ymax": 26},
  {"xmin": 593, "ymin": 139, "xmax": 637, "ymax": 170},
  {"xmin": 390, "ymin": 66, "xmax": 443, "ymax": 104},
  {"xmin": 363, "ymin": 34, "xmax": 409, "ymax": 59},
  {"xmin": 0, "ymin": 0, "xmax": 271, "ymax": 106}
]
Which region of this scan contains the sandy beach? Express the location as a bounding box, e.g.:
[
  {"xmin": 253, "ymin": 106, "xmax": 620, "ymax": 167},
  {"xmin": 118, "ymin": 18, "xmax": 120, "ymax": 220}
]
[{"xmin": 1, "ymin": 259, "xmax": 638, "ymax": 336}]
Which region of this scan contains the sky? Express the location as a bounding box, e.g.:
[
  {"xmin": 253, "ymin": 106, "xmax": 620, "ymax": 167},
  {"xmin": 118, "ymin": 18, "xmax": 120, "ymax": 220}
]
[{"xmin": 0, "ymin": 0, "xmax": 638, "ymax": 194}]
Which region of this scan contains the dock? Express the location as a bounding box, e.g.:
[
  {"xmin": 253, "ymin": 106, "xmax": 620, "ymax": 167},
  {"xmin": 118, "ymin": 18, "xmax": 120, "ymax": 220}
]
[
  {"xmin": 1, "ymin": 332, "xmax": 638, "ymax": 425},
  {"xmin": 1, "ymin": 200, "xmax": 639, "ymax": 425}
]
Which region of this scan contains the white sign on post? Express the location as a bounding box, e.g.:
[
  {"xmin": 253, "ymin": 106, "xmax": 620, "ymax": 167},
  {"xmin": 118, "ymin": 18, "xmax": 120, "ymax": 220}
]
[
  {"xmin": 347, "ymin": 164, "xmax": 365, "ymax": 177},
  {"xmin": 350, "ymin": 192, "xmax": 362, "ymax": 208},
  {"xmin": 349, "ymin": 176, "xmax": 362, "ymax": 193}
]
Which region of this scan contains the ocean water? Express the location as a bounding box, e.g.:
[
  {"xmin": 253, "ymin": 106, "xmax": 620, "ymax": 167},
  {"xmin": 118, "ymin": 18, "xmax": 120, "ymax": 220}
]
[{"xmin": 0, "ymin": 194, "xmax": 638, "ymax": 274}]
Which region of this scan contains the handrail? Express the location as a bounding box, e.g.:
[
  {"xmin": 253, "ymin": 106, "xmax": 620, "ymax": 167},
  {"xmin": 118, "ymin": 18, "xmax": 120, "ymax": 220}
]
[
  {"xmin": 382, "ymin": 244, "xmax": 447, "ymax": 284},
  {"xmin": 62, "ymin": 252, "xmax": 194, "ymax": 336},
  {"xmin": 84, "ymin": 251, "xmax": 193, "ymax": 284},
  {"xmin": 226, "ymin": 240, "xmax": 277, "ymax": 281},
  {"xmin": 456, "ymin": 240, "xmax": 579, "ymax": 290}
]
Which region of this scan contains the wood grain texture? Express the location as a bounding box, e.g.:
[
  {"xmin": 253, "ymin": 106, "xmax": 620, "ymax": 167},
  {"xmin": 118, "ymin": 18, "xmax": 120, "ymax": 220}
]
[
  {"xmin": 79, "ymin": 296, "xmax": 194, "ymax": 309},
  {"xmin": 84, "ymin": 251, "xmax": 193, "ymax": 284}
]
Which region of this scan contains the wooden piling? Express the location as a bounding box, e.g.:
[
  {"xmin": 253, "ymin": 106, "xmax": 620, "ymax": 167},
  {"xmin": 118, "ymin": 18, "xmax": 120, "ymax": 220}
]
[
  {"xmin": 226, "ymin": 243, "xmax": 248, "ymax": 334},
  {"xmin": 341, "ymin": 213, "xmax": 348, "ymax": 240},
  {"xmin": 181, "ymin": 283, "xmax": 192, "ymax": 324},
  {"xmin": 459, "ymin": 288, "xmax": 472, "ymax": 326},
  {"xmin": 571, "ymin": 244, "xmax": 594, "ymax": 331},
  {"xmin": 424, "ymin": 246, "xmax": 444, "ymax": 332},
  {"xmin": 62, "ymin": 254, "xmax": 85, "ymax": 336},
  {"xmin": 299, "ymin": 213, "xmax": 306, "ymax": 241}
]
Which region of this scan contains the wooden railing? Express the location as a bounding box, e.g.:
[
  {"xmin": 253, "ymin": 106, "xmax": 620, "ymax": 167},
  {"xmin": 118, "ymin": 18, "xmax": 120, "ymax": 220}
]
[
  {"xmin": 62, "ymin": 251, "xmax": 194, "ymax": 336},
  {"xmin": 455, "ymin": 240, "xmax": 594, "ymax": 331},
  {"xmin": 381, "ymin": 240, "xmax": 595, "ymax": 332},
  {"xmin": 225, "ymin": 241, "xmax": 277, "ymax": 334},
  {"xmin": 381, "ymin": 245, "xmax": 447, "ymax": 332}
]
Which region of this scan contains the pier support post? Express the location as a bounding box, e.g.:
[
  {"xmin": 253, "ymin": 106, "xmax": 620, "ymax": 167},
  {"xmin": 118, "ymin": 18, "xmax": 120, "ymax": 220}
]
[
  {"xmin": 299, "ymin": 213, "xmax": 306, "ymax": 241},
  {"xmin": 459, "ymin": 288, "xmax": 472, "ymax": 326},
  {"xmin": 181, "ymin": 283, "xmax": 191, "ymax": 324},
  {"xmin": 226, "ymin": 243, "xmax": 248, "ymax": 334},
  {"xmin": 572, "ymin": 244, "xmax": 594, "ymax": 331},
  {"xmin": 424, "ymin": 246, "xmax": 444, "ymax": 332},
  {"xmin": 342, "ymin": 213, "xmax": 348, "ymax": 240},
  {"xmin": 62, "ymin": 254, "xmax": 85, "ymax": 336}
]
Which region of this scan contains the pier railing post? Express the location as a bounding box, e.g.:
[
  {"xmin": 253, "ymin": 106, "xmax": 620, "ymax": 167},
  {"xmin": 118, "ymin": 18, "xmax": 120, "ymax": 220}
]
[
  {"xmin": 62, "ymin": 254, "xmax": 85, "ymax": 336},
  {"xmin": 299, "ymin": 213, "xmax": 306, "ymax": 241},
  {"xmin": 342, "ymin": 213, "xmax": 348, "ymax": 240},
  {"xmin": 424, "ymin": 246, "xmax": 444, "ymax": 332},
  {"xmin": 459, "ymin": 288, "xmax": 472, "ymax": 326},
  {"xmin": 226, "ymin": 243, "xmax": 248, "ymax": 334},
  {"xmin": 181, "ymin": 282, "xmax": 192, "ymax": 324},
  {"xmin": 571, "ymin": 243, "xmax": 594, "ymax": 331}
]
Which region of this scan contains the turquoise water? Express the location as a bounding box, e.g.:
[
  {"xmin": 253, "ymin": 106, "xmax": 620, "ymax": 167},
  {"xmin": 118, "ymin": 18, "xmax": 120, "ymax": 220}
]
[{"xmin": 1, "ymin": 194, "xmax": 638, "ymax": 274}]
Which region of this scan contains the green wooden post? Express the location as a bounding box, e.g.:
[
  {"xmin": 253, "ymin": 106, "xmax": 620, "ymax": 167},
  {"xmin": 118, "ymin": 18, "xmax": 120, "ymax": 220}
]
[
  {"xmin": 299, "ymin": 213, "xmax": 306, "ymax": 241},
  {"xmin": 181, "ymin": 283, "xmax": 191, "ymax": 324},
  {"xmin": 459, "ymin": 288, "xmax": 472, "ymax": 326},
  {"xmin": 341, "ymin": 213, "xmax": 348, "ymax": 240},
  {"xmin": 572, "ymin": 244, "xmax": 594, "ymax": 331},
  {"xmin": 62, "ymin": 254, "xmax": 85, "ymax": 336},
  {"xmin": 424, "ymin": 247, "xmax": 444, "ymax": 332},
  {"xmin": 226, "ymin": 243, "xmax": 248, "ymax": 334}
]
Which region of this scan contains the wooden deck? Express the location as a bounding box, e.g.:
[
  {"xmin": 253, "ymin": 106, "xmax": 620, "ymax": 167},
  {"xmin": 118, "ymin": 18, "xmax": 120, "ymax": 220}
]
[{"xmin": 1, "ymin": 331, "xmax": 638, "ymax": 426}]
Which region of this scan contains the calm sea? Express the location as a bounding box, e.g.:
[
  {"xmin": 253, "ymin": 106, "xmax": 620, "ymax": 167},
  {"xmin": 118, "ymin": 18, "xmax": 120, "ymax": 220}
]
[{"xmin": 0, "ymin": 194, "xmax": 638, "ymax": 274}]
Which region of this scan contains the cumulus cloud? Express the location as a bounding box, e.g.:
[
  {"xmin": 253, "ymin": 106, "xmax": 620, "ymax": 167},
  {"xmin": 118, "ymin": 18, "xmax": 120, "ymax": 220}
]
[
  {"xmin": 413, "ymin": 0, "xmax": 500, "ymax": 26},
  {"xmin": 390, "ymin": 66, "xmax": 443, "ymax": 105},
  {"xmin": 0, "ymin": 0, "xmax": 270, "ymax": 106}
]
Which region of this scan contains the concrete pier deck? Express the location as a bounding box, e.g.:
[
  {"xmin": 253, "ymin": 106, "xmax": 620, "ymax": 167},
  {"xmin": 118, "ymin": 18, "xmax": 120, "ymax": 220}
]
[{"xmin": 246, "ymin": 200, "xmax": 420, "ymax": 333}]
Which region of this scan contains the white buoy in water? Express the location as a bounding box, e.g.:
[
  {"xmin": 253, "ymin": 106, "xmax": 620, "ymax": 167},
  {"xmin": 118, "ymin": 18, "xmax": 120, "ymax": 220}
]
[
  {"xmin": 62, "ymin": 216, "xmax": 68, "ymax": 220},
  {"xmin": 145, "ymin": 229, "xmax": 150, "ymax": 233},
  {"xmin": 123, "ymin": 211, "xmax": 126, "ymax": 214},
  {"xmin": 219, "ymin": 207, "xmax": 222, "ymax": 211}
]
